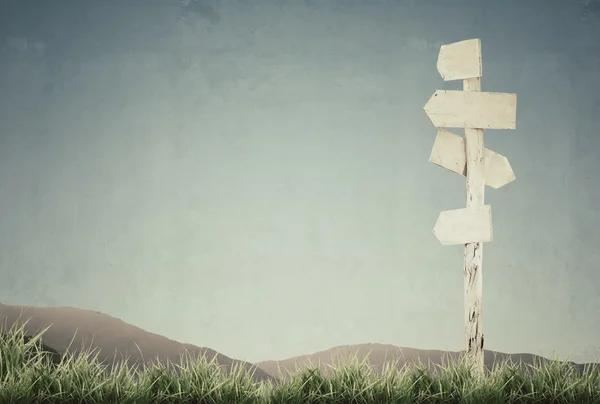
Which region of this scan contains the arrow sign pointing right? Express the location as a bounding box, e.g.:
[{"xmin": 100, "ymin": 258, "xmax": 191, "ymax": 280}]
[
  {"xmin": 429, "ymin": 129, "xmax": 516, "ymax": 189},
  {"xmin": 433, "ymin": 205, "xmax": 493, "ymax": 246},
  {"xmin": 424, "ymin": 90, "xmax": 517, "ymax": 130}
]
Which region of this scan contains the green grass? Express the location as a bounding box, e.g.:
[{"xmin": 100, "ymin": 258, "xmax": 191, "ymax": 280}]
[{"xmin": 1, "ymin": 321, "xmax": 599, "ymax": 403}]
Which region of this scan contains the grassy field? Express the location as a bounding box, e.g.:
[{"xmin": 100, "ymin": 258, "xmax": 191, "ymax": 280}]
[{"xmin": 1, "ymin": 323, "xmax": 599, "ymax": 403}]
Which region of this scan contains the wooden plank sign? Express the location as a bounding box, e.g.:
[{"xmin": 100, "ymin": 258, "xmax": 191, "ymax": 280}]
[
  {"xmin": 429, "ymin": 128, "xmax": 516, "ymax": 189},
  {"xmin": 433, "ymin": 205, "xmax": 493, "ymax": 246},
  {"xmin": 423, "ymin": 90, "xmax": 517, "ymax": 130},
  {"xmin": 437, "ymin": 38, "xmax": 482, "ymax": 81}
]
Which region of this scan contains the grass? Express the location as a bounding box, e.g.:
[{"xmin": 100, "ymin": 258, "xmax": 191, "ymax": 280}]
[{"xmin": 1, "ymin": 321, "xmax": 599, "ymax": 403}]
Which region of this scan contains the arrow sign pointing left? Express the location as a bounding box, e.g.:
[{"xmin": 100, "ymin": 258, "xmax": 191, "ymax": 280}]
[
  {"xmin": 437, "ymin": 38, "xmax": 482, "ymax": 81},
  {"xmin": 433, "ymin": 205, "xmax": 493, "ymax": 245},
  {"xmin": 424, "ymin": 90, "xmax": 517, "ymax": 130}
]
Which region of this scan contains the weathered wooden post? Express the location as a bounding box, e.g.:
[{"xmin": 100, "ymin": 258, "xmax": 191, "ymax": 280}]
[{"xmin": 423, "ymin": 38, "xmax": 517, "ymax": 376}]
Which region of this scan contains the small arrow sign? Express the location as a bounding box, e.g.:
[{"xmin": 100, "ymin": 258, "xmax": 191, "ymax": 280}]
[
  {"xmin": 429, "ymin": 129, "xmax": 516, "ymax": 189},
  {"xmin": 433, "ymin": 205, "xmax": 493, "ymax": 245},
  {"xmin": 437, "ymin": 38, "xmax": 482, "ymax": 81},
  {"xmin": 423, "ymin": 90, "xmax": 517, "ymax": 130}
]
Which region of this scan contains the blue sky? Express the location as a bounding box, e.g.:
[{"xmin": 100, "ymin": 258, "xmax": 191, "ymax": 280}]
[{"xmin": 0, "ymin": 0, "xmax": 598, "ymax": 363}]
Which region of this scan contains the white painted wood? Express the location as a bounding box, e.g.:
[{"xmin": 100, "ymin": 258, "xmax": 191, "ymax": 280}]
[
  {"xmin": 423, "ymin": 90, "xmax": 517, "ymax": 130},
  {"xmin": 437, "ymin": 38, "xmax": 482, "ymax": 81},
  {"xmin": 433, "ymin": 205, "xmax": 492, "ymax": 245},
  {"xmin": 429, "ymin": 129, "xmax": 467, "ymax": 176},
  {"xmin": 463, "ymin": 76, "xmax": 486, "ymax": 378},
  {"xmin": 484, "ymin": 149, "xmax": 516, "ymax": 189},
  {"xmin": 427, "ymin": 39, "xmax": 518, "ymax": 377},
  {"xmin": 429, "ymin": 128, "xmax": 516, "ymax": 189}
]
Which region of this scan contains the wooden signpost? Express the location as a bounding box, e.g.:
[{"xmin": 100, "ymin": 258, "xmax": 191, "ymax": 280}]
[
  {"xmin": 429, "ymin": 129, "xmax": 515, "ymax": 189},
  {"xmin": 433, "ymin": 205, "xmax": 493, "ymax": 246},
  {"xmin": 424, "ymin": 90, "xmax": 517, "ymax": 130},
  {"xmin": 423, "ymin": 38, "xmax": 517, "ymax": 376}
]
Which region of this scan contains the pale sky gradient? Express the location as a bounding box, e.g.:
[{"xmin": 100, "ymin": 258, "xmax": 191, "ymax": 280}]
[{"xmin": 0, "ymin": 0, "xmax": 599, "ymax": 364}]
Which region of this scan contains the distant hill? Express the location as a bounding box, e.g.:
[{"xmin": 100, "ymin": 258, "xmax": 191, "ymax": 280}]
[
  {"xmin": 0, "ymin": 302, "xmax": 274, "ymax": 383},
  {"xmin": 256, "ymin": 343, "xmax": 599, "ymax": 381}
]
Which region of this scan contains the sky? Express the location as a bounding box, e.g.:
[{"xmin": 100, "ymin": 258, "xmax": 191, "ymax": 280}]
[{"xmin": 0, "ymin": 0, "xmax": 599, "ymax": 364}]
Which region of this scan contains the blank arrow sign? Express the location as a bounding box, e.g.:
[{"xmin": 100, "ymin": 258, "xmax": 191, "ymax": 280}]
[
  {"xmin": 433, "ymin": 205, "xmax": 493, "ymax": 245},
  {"xmin": 424, "ymin": 90, "xmax": 517, "ymax": 130},
  {"xmin": 429, "ymin": 129, "xmax": 516, "ymax": 189},
  {"xmin": 437, "ymin": 38, "xmax": 482, "ymax": 81}
]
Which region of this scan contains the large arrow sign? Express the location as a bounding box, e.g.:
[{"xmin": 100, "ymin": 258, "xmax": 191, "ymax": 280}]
[
  {"xmin": 424, "ymin": 90, "xmax": 517, "ymax": 130},
  {"xmin": 429, "ymin": 129, "xmax": 516, "ymax": 189}
]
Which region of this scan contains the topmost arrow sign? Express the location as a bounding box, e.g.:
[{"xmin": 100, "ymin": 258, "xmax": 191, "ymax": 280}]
[{"xmin": 437, "ymin": 38, "xmax": 482, "ymax": 81}]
